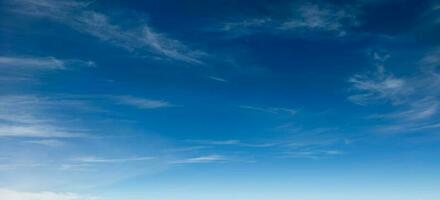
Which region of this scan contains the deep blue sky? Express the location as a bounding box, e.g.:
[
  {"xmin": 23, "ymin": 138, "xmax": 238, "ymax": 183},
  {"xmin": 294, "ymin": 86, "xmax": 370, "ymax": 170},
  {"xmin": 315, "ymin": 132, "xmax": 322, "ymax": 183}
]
[{"xmin": 1, "ymin": 0, "xmax": 440, "ymax": 200}]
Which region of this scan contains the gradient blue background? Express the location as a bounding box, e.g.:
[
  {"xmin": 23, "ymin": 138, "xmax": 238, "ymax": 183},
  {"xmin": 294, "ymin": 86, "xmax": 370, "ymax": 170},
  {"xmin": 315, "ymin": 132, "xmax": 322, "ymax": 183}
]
[{"xmin": 1, "ymin": 0, "xmax": 440, "ymax": 199}]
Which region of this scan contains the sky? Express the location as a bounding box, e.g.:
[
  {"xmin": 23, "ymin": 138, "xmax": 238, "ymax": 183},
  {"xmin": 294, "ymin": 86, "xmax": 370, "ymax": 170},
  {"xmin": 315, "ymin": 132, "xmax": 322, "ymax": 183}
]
[{"xmin": 1, "ymin": 0, "xmax": 440, "ymax": 199}]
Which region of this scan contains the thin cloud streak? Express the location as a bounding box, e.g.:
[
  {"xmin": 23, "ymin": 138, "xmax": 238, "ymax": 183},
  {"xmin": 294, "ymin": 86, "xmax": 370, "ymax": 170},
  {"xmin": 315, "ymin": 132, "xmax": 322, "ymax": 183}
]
[
  {"xmin": 0, "ymin": 188, "xmax": 98, "ymax": 200},
  {"xmin": 72, "ymin": 156, "xmax": 154, "ymax": 164},
  {"xmin": 240, "ymin": 105, "xmax": 297, "ymax": 116},
  {"xmin": 208, "ymin": 76, "xmax": 228, "ymax": 82},
  {"xmin": 349, "ymin": 50, "xmax": 440, "ymax": 133},
  {"xmin": 0, "ymin": 95, "xmax": 91, "ymax": 138},
  {"xmin": 213, "ymin": 1, "xmax": 359, "ymax": 37},
  {"xmin": 0, "ymin": 125, "xmax": 85, "ymax": 138},
  {"xmin": 0, "ymin": 56, "xmax": 95, "ymax": 70},
  {"xmin": 187, "ymin": 139, "xmax": 279, "ymax": 148},
  {"xmin": 282, "ymin": 150, "xmax": 344, "ymax": 159},
  {"xmin": 9, "ymin": 0, "xmax": 205, "ymax": 65},
  {"xmin": 0, "ymin": 56, "xmax": 65, "ymax": 69},
  {"xmin": 170, "ymin": 155, "xmax": 228, "ymax": 164},
  {"xmin": 114, "ymin": 96, "xmax": 174, "ymax": 109},
  {"xmin": 0, "ymin": 55, "xmax": 95, "ymax": 82},
  {"xmin": 23, "ymin": 139, "xmax": 66, "ymax": 147}
]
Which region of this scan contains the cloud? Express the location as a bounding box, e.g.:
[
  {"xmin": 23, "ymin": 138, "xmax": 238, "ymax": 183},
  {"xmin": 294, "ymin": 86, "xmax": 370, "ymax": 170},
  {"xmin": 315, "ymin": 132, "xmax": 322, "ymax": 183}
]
[
  {"xmin": 420, "ymin": 48, "xmax": 440, "ymax": 68},
  {"xmin": 0, "ymin": 56, "xmax": 95, "ymax": 82},
  {"xmin": 0, "ymin": 125, "xmax": 83, "ymax": 138},
  {"xmin": 375, "ymin": 121, "xmax": 440, "ymax": 133},
  {"xmin": 348, "ymin": 49, "xmax": 416, "ymax": 106},
  {"xmin": 240, "ymin": 105, "xmax": 296, "ymax": 116},
  {"xmin": 0, "ymin": 56, "xmax": 65, "ymax": 69},
  {"xmin": 171, "ymin": 155, "xmax": 228, "ymax": 164},
  {"xmin": 72, "ymin": 156, "xmax": 154, "ymax": 164},
  {"xmin": 348, "ymin": 67, "xmax": 410, "ymax": 105},
  {"xmin": 0, "ymin": 162, "xmax": 47, "ymax": 171},
  {"xmin": 0, "ymin": 95, "xmax": 88, "ymax": 138},
  {"xmin": 218, "ymin": 17, "xmax": 273, "ymax": 36},
  {"xmin": 114, "ymin": 96, "xmax": 174, "ymax": 109},
  {"xmin": 349, "ymin": 50, "xmax": 440, "ymax": 133},
  {"xmin": 0, "ymin": 188, "xmax": 97, "ymax": 200},
  {"xmin": 188, "ymin": 139, "xmax": 240, "ymax": 145},
  {"xmin": 0, "ymin": 94, "xmax": 173, "ymax": 138},
  {"xmin": 0, "ymin": 56, "xmax": 95, "ymax": 70},
  {"xmin": 208, "ymin": 76, "xmax": 228, "ymax": 82},
  {"xmin": 9, "ymin": 0, "xmax": 204, "ymax": 65},
  {"xmin": 213, "ymin": 1, "xmax": 359, "ymax": 37},
  {"xmin": 283, "ymin": 150, "xmax": 344, "ymax": 159},
  {"xmin": 23, "ymin": 139, "xmax": 66, "ymax": 147},
  {"xmin": 187, "ymin": 139, "xmax": 278, "ymax": 148},
  {"xmin": 371, "ymin": 98, "xmax": 438, "ymax": 121},
  {"xmin": 280, "ymin": 2, "xmax": 359, "ymax": 36}
]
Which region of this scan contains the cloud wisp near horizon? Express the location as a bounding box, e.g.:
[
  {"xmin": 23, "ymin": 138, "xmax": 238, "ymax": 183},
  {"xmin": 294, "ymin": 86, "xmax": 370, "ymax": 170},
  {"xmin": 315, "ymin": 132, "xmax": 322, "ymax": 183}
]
[{"xmin": 1, "ymin": 0, "xmax": 440, "ymax": 200}]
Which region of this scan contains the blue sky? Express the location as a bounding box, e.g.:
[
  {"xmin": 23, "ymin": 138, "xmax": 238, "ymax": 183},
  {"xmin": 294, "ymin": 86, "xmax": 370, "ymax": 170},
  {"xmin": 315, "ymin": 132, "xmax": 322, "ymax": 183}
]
[{"xmin": 1, "ymin": 0, "xmax": 440, "ymax": 199}]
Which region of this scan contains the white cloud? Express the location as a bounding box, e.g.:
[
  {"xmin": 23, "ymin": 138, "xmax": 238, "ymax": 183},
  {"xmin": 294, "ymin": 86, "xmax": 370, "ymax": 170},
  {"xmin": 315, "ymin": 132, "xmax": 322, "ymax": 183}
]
[
  {"xmin": 9, "ymin": 0, "xmax": 204, "ymax": 65},
  {"xmin": 0, "ymin": 125, "xmax": 84, "ymax": 138},
  {"xmin": 188, "ymin": 139, "xmax": 240, "ymax": 145},
  {"xmin": 283, "ymin": 149, "xmax": 344, "ymax": 159},
  {"xmin": 0, "ymin": 188, "xmax": 97, "ymax": 200},
  {"xmin": 114, "ymin": 96, "xmax": 174, "ymax": 109},
  {"xmin": 0, "ymin": 56, "xmax": 95, "ymax": 70},
  {"xmin": 240, "ymin": 105, "xmax": 296, "ymax": 116},
  {"xmin": 187, "ymin": 139, "xmax": 278, "ymax": 148},
  {"xmin": 349, "ymin": 50, "xmax": 440, "ymax": 133},
  {"xmin": 222, "ymin": 18, "xmax": 272, "ymax": 32},
  {"xmin": 23, "ymin": 139, "xmax": 66, "ymax": 147},
  {"xmin": 0, "ymin": 56, "xmax": 65, "ymax": 69},
  {"xmin": 420, "ymin": 48, "xmax": 440, "ymax": 68},
  {"xmin": 72, "ymin": 156, "xmax": 154, "ymax": 164},
  {"xmin": 214, "ymin": 2, "xmax": 359, "ymax": 37},
  {"xmin": 0, "ymin": 56, "xmax": 95, "ymax": 82},
  {"xmin": 142, "ymin": 26, "xmax": 204, "ymax": 65},
  {"xmin": 280, "ymin": 2, "xmax": 359, "ymax": 36},
  {"xmin": 0, "ymin": 94, "xmax": 173, "ymax": 138},
  {"xmin": 0, "ymin": 55, "xmax": 96, "ymax": 84},
  {"xmin": 217, "ymin": 17, "xmax": 273, "ymax": 37},
  {"xmin": 348, "ymin": 68, "xmax": 410, "ymax": 105},
  {"xmin": 0, "ymin": 95, "xmax": 88, "ymax": 138},
  {"xmin": 208, "ymin": 76, "xmax": 228, "ymax": 82},
  {"xmin": 372, "ymin": 98, "xmax": 438, "ymax": 121},
  {"xmin": 171, "ymin": 155, "xmax": 228, "ymax": 164}
]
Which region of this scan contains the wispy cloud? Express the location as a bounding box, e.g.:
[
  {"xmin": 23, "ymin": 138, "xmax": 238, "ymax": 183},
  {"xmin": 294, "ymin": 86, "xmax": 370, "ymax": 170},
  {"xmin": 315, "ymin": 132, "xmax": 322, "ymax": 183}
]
[
  {"xmin": 0, "ymin": 56, "xmax": 95, "ymax": 70},
  {"xmin": 371, "ymin": 98, "xmax": 438, "ymax": 121},
  {"xmin": 72, "ymin": 156, "xmax": 154, "ymax": 164},
  {"xmin": 349, "ymin": 50, "xmax": 440, "ymax": 133},
  {"xmin": 188, "ymin": 139, "xmax": 240, "ymax": 145},
  {"xmin": 0, "ymin": 94, "xmax": 174, "ymax": 138},
  {"xmin": 348, "ymin": 70, "xmax": 409, "ymax": 105},
  {"xmin": 0, "ymin": 56, "xmax": 65, "ymax": 69},
  {"xmin": 208, "ymin": 76, "xmax": 228, "ymax": 82},
  {"xmin": 282, "ymin": 149, "xmax": 344, "ymax": 159},
  {"xmin": 0, "ymin": 55, "xmax": 95, "ymax": 82},
  {"xmin": 279, "ymin": 2, "xmax": 359, "ymax": 36},
  {"xmin": 213, "ymin": 1, "xmax": 359, "ymax": 37},
  {"xmin": 348, "ymin": 50, "xmax": 411, "ymax": 105},
  {"xmin": 114, "ymin": 95, "xmax": 174, "ymax": 109},
  {"xmin": 23, "ymin": 139, "xmax": 66, "ymax": 147},
  {"xmin": 0, "ymin": 188, "xmax": 97, "ymax": 200},
  {"xmin": 171, "ymin": 155, "xmax": 229, "ymax": 164},
  {"xmin": 187, "ymin": 139, "xmax": 278, "ymax": 148},
  {"xmin": 240, "ymin": 105, "xmax": 297, "ymax": 116},
  {"xmin": 0, "ymin": 125, "xmax": 84, "ymax": 138},
  {"xmin": 420, "ymin": 48, "xmax": 440, "ymax": 68},
  {"xmin": 0, "ymin": 95, "xmax": 89, "ymax": 138},
  {"xmin": 9, "ymin": 0, "xmax": 204, "ymax": 65}
]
